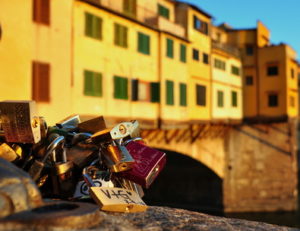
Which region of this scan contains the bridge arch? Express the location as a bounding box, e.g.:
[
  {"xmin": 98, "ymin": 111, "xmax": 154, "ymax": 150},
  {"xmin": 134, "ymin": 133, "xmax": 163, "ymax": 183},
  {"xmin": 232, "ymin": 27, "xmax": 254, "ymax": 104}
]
[{"xmin": 144, "ymin": 149, "xmax": 224, "ymax": 212}]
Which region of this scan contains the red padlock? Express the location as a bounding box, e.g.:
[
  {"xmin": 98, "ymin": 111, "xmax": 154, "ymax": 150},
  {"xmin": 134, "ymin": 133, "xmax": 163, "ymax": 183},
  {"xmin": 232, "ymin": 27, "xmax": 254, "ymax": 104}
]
[{"xmin": 118, "ymin": 140, "xmax": 166, "ymax": 189}]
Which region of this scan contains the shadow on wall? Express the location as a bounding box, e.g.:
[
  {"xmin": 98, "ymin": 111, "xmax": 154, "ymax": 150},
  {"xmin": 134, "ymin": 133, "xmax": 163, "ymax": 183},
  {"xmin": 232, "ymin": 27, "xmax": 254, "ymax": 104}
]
[{"xmin": 143, "ymin": 150, "xmax": 224, "ymax": 214}]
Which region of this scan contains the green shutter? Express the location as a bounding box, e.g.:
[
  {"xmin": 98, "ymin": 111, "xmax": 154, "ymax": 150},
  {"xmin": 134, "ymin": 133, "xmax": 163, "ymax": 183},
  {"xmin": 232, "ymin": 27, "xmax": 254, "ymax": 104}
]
[
  {"xmin": 138, "ymin": 32, "xmax": 150, "ymax": 55},
  {"xmin": 166, "ymin": 80, "xmax": 174, "ymax": 105},
  {"xmin": 84, "ymin": 70, "xmax": 93, "ymax": 95},
  {"xmin": 123, "ymin": 0, "xmax": 136, "ymax": 17},
  {"xmin": 180, "ymin": 44, "xmax": 186, "ymax": 62},
  {"xmin": 114, "ymin": 76, "xmax": 128, "ymax": 99},
  {"xmin": 93, "ymin": 16, "xmax": 102, "ymax": 39},
  {"xmin": 115, "ymin": 24, "xmax": 128, "ymax": 47},
  {"xmin": 232, "ymin": 91, "xmax": 237, "ymax": 107},
  {"xmin": 217, "ymin": 91, "xmax": 224, "ymax": 107},
  {"xmin": 166, "ymin": 38, "xmax": 173, "ymax": 58},
  {"xmin": 85, "ymin": 13, "xmax": 93, "ymax": 37},
  {"xmin": 151, "ymin": 82, "xmax": 160, "ymax": 102},
  {"xmin": 180, "ymin": 83, "xmax": 187, "ymax": 106},
  {"xmin": 93, "ymin": 73, "xmax": 102, "ymax": 96},
  {"xmin": 158, "ymin": 4, "xmax": 170, "ymax": 19}
]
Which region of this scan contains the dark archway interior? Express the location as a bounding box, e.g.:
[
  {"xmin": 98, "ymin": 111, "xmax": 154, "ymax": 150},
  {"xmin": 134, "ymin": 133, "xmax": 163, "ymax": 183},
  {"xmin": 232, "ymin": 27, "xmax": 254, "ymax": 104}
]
[{"xmin": 143, "ymin": 149, "xmax": 224, "ymax": 214}]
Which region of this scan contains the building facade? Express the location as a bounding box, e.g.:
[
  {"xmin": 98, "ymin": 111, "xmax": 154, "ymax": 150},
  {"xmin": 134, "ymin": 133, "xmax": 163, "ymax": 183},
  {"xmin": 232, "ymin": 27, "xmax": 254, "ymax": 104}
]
[{"xmin": 0, "ymin": 0, "xmax": 298, "ymax": 126}]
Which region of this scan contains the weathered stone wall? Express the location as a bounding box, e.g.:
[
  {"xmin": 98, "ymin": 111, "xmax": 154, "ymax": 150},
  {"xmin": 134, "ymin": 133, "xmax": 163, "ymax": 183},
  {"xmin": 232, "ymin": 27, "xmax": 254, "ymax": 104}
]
[{"xmin": 224, "ymin": 121, "xmax": 298, "ymax": 212}]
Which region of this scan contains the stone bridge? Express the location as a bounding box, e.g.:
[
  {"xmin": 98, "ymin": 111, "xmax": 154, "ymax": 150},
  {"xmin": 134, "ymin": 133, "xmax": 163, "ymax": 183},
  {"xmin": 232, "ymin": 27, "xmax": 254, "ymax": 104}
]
[{"xmin": 141, "ymin": 121, "xmax": 298, "ymax": 213}]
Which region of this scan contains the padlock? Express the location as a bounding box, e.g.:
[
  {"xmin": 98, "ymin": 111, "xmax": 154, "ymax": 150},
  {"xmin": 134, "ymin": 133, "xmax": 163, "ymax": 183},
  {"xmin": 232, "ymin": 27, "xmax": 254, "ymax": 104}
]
[
  {"xmin": 78, "ymin": 116, "xmax": 106, "ymax": 133},
  {"xmin": 116, "ymin": 178, "xmax": 144, "ymax": 198},
  {"xmin": 118, "ymin": 140, "xmax": 166, "ymax": 188},
  {"xmin": 87, "ymin": 128, "xmax": 112, "ymax": 144},
  {"xmin": 56, "ymin": 114, "xmax": 81, "ymax": 131},
  {"xmin": 0, "ymin": 100, "xmax": 41, "ymax": 143},
  {"xmin": 28, "ymin": 136, "xmax": 65, "ymax": 181},
  {"xmin": 103, "ymin": 142, "xmax": 135, "ymax": 173},
  {"xmin": 90, "ymin": 186, "xmax": 147, "ymax": 212},
  {"xmin": 0, "ymin": 143, "xmax": 19, "ymax": 162},
  {"xmin": 73, "ymin": 169, "xmax": 114, "ymax": 199},
  {"xmin": 110, "ymin": 120, "xmax": 140, "ymax": 140},
  {"xmin": 51, "ymin": 144, "xmax": 75, "ymax": 197}
]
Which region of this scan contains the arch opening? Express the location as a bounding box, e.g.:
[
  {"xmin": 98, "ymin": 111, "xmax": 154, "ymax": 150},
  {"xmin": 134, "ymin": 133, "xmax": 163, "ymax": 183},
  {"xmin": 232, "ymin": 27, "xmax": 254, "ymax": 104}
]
[{"xmin": 144, "ymin": 149, "xmax": 224, "ymax": 214}]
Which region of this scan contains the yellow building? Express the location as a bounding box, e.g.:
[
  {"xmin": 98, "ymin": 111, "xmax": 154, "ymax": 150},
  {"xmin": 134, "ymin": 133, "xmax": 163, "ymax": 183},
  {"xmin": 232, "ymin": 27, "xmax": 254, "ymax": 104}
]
[
  {"xmin": 0, "ymin": 0, "xmax": 73, "ymax": 124},
  {"xmin": 211, "ymin": 26, "xmax": 243, "ymax": 122},
  {"xmin": 226, "ymin": 21, "xmax": 298, "ymax": 120},
  {"xmin": 175, "ymin": 2, "xmax": 212, "ymax": 122}
]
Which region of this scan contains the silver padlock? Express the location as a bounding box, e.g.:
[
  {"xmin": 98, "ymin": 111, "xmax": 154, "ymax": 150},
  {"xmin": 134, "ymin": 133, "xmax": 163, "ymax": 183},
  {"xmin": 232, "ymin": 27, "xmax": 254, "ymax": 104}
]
[{"xmin": 110, "ymin": 120, "xmax": 140, "ymax": 140}]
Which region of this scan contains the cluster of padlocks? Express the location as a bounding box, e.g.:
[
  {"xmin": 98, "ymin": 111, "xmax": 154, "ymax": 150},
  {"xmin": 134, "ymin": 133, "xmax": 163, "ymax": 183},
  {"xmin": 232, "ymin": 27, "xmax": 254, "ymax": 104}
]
[{"xmin": 0, "ymin": 101, "xmax": 166, "ymax": 213}]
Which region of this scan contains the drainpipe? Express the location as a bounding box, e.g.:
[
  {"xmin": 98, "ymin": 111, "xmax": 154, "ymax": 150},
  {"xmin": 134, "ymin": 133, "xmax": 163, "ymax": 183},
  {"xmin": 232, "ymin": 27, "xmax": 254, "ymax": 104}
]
[
  {"xmin": 157, "ymin": 30, "xmax": 162, "ymax": 129},
  {"xmin": 255, "ymin": 31, "xmax": 260, "ymax": 120}
]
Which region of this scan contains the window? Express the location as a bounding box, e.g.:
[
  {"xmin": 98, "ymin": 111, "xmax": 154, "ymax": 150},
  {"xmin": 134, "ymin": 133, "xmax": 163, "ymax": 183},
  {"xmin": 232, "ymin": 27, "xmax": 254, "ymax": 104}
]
[
  {"xmin": 231, "ymin": 91, "xmax": 237, "ymax": 107},
  {"xmin": 231, "ymin": 65, "xmax": 240, "ymax": 76},
  {"xmin": 267, "ymin": 65, "xmax": 278, "ymax": 76},
  {"xmin": 245, "ymin": 76, "xmax": 253, "ymax": 85},
  {"xmin": 138, "ymin": 81, "xmax": 150, "ymax": 101},
  {"xmin": 192, "ymin": 49, "xmax": 199, "ymax": 61},
  {"xmin": 196, "ymin": 84, "xmax": 206, "ymax": 106},
  {"xmin": 32, "ymin": 61, "xmax": 50, "ymax": 102},
  {"xmin": 193, "ymin": 15, "xmax": 208, "ymax": 35},
  {"xmin": 268, "ymin": 94, "xmax": 278, "ymax": 107},
  {"xmin": 214, "ymin": 58, "xmax": 226, "ymax": 70},
  {"xmin": 131, "ymin": 79, "xmax": 138, "ymax": 101},
  {"xmin": 123, "ymin": 0, "xmax": 136, "ymax": 18},
  {"xmin": 84, "ymin": 70, "xmax": 102, "ymax": 97},
  {"xmin": 217, "ymin": 90, "xmax": 224, "ymax": 107},
  {"xmin": 246, "ymin": 45, "xmax": 254, "ymax": 56},
  {"xmin": 290, "ymin": 96, "xmax": 295, "ymax": 107},
  {"xmin": 114, "ymin": 76, "xmax": 128, "ymax": 99},
  {"xmin": 166, "ymin": 38, "xmax": 174, "ymax": 58},
  {"xmin": 114, "ymin": 23, "xmax": 128, "ymax": 48},
  {"xmin": 158, "ymin": 4, "xmax": 169, "ymax": 19},
  {"xmin": 203, "ymin": 53, "xmax": 209, "ymax": 64},
  {"xmin": 291, "ymin": 68, "xmax": 295, "ymax": 79},
  {"xmin": 33, "ymin": 0, "xmax": 50, "ymax": 25},
  {"xmin": 138, "ymin": 32, "xmax": 150, "ymax": 55},
  {"xmin": 85, "ymin": 12, "xmax": 102, "ymax": 40},
  {"xmin": 179, "ymin": 83, "xmax": 187, "ymax": 106},
  {"xmin": 166, "ymin": 80, "xmax": 174, "ymax": 105},
  {"xmin": 150, "ymin": 82, "xmax": 160, "ymax": 102},
  {"xmin": 180, "ymin": 44, "xmax": 186, "ymax": 63}
]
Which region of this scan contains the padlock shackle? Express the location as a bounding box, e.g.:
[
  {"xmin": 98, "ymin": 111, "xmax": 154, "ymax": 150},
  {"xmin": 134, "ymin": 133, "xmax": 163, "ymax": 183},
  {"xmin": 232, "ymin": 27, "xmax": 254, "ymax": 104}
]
[
  {"xmin": 72, "ymin": 132, "xmax": 92, "ymax": 145},
  {"xmin": 122, "ymin": 137, "xmax": 143, "ymax": 146},
  {"xmin": 42, "ymin": 136, "xmax": 65, "ymax": 163}
]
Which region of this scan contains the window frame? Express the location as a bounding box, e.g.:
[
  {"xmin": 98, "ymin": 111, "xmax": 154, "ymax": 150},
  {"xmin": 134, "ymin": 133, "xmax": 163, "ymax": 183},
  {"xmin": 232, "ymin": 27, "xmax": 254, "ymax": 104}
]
[
  {"xmin": 196, "ymin": 84, "xmax": 206, "ymax": 106},
  {"xmin": 137, "ymin": 32, "xmax": 150, "ymax": 55},
  {"xmin": 166, "ymin": 80, "xmax": 174, "ymax": 105},
  {"xmin": 114, "ymin": 23, "xmax": 128, "ymax": 48}
]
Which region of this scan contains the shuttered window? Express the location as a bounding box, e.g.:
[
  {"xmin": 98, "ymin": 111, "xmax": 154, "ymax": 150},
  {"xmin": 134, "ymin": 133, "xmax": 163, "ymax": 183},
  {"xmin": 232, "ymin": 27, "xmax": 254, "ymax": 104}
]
[
  {"xmin": 166, "ymin": 38, "xmax": 173, "ymax": 58},
  {"xmin": 166, "ymin": 80, "xmax": 174, "ymax": 105},
  {"xmin": 84, "ymin": 70, "xmax": 102, "ymax": 97},
  {"xmin": 158, "ymin": 4, "xmax": 170, "ymax": 19},
  {"xmin": 196, "ymin": 84, "xmax": 206, "ymax": 106},
  {"xmin": 123, "ymin": 0, "xmax": 136, "ymax": 18},
  {"xmin": 217, "ymin": 90, "xmax": 224, "ymax": 107},
  {"xmin": 138, "ymin": 32, "xmax": 150, "ymax": 55},
  {"xmin": 150, "ymin": 82, "xmax": 160, "ymax": 103},
  {"xmin": 231, "ymin": 91, "xmax": 237, "ymax": 107},
  {"xmin": 193, "ymin": 49, "xmax": 199, "ymax": 61},
  {"xmin": 179, "ymin": 83, "xmax": 187, "ymax": 106},
  {"xmin": 85, "ymin": 12, "xmax": 102, "ymax": 40},
  {"xmin": 114, "ymin": 76, "xmax": 128, "ymax": 99},
  {"xmin": 114, "ymin": 23, "xmax": 128, "ymax": 48},
  {"xmin": 131, "ymin": 79, "xmax": 138, "ymax": 101},
  {"xmin": 203, "ymin": 53, "xmax": 209, "ymax": 64},
  {"xmin": 33, "ymin": 0, "xmax": 50, "ymax": 25},
  {"xmin": 32, "ymin": 61, "xmax": 50, "ymax": 102},
  {"xmin": 231, "ymin": 65, "xmax": 240, "ymax": 76},
  {"xmin": 180, "ymin": 44, "xmax": 186, "ymax": 63}
]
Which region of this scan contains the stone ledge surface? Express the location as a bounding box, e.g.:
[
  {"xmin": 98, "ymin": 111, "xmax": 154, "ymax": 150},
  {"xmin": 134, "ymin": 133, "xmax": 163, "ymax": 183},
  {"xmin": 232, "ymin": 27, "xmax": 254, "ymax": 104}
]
[{"xmin": 92, "ymin": 206, "xmax": 299, "ymax": 231}]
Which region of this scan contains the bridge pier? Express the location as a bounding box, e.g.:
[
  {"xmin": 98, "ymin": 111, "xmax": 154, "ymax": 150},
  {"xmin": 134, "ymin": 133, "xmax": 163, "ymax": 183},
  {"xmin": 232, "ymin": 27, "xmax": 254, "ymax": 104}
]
[{"xmin": 142, "ymin": 120, "xmax": 298, "ymax": 212}]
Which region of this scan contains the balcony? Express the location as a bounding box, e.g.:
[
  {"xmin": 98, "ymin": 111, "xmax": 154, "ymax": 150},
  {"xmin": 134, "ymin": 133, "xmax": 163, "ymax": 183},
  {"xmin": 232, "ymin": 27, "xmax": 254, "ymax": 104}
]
[
  {"xmin": 212, "ymin": 40, "xmax": 241, "ymax": 58},
  {"xmin": 85, "ymin": 0, "xmax": 186, "ymax": 39}
]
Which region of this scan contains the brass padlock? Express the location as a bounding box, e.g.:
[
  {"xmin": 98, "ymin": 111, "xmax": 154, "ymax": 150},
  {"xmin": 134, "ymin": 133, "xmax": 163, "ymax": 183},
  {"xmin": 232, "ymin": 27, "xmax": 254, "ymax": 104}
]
[
  {"xmin": 54, "ymin": 147, "xmax": 73, "ymax": 181},
  {"xmin": 0, "ymin": 100, "xmax": 41, "ymax": 143},
  {"xmin": 103, "ymin": 143, "xmax": 134, "ymax": 173},
  {"xmin": 0, "ymin": 143, "xmax": 20, "ymax": 162},
  {"xmin": 78, "ymin": 116, "xmax": 107, "ymax": 133},
  {"xmin": 90, "ymin": 187, "xmax": 148, "ymax": 213}
]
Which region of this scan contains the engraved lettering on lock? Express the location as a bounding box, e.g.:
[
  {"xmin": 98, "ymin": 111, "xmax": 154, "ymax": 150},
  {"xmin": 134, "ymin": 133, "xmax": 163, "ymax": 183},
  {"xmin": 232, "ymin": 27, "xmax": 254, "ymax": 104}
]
[{"xmin": 100, "ymin": 189, "xmax": 112, "ymax": 199}]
